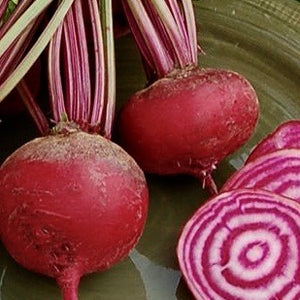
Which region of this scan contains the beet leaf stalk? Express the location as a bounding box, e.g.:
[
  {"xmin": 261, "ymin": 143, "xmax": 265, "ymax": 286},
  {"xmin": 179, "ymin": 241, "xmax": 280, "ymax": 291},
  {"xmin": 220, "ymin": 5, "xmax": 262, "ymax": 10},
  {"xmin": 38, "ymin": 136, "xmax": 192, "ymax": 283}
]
[
  {"xmin": 121, "ymin": 0, "xmax": 198, "ymax": 82},
  {"xmin": 0, "ymin": 0, "xmax": 10, "ymax": 22},
  {"xmin": 49, "ymin": 0, "xmax": 115, "ymax": 137},
  {"xmin": 0, "ymin": 1, "xmax": 148, "ymax": 300},
  {"xmin": 0, "ymin": 0, "xmax": 77, "ymax": 134},
  {"xmin": 0, "ymin": 0, "xmax": 76, "ymax": 101},
  {"xmin": 117, "ymin": 0, "xmax": 259, "ymax": 194},
  {"xmin": 0, "ymin": 0, "xmax": 48, "ymax": 134}
]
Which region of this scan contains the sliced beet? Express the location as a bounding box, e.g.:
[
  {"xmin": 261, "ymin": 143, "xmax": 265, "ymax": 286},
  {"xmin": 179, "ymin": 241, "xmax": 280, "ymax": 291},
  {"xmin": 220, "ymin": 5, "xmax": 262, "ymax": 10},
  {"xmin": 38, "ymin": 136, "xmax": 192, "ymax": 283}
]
[
  {"xmin": 221, "ymin": 149, "xmax": 300, "ymax": 202},
  {"xmin": 177, "ymin": 189, "xmax": 300, "ymax": 300},
  {"xmin": 246, "ymin": 120, "xmax": 300, "ymax": 163}
]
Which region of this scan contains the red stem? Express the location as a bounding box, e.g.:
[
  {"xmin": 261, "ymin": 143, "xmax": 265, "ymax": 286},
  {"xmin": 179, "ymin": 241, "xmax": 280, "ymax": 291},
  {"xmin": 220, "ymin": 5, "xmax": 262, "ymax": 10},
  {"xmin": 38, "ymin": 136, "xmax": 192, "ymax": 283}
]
[
  {"xmin": 63, "ymin": 6, "xmax": 82, "ymax": 123},
  {"xmin": 74, "ymin": 0, "xmax": 91, "ymax": 122},
  {"xmin": 0, "ymin": 0, "xmax": 33, "ymax": 39},
  {"xmin": 102, "ymin": 0, "xmax": 116, "ymax": 138},
  {"xmin": 165, "ymin": 0, "xmax": 192, "ymax": 63},
  {"xmin": 17, "ymin": 80, "xmax": 49, "ymax": 135},
  {"xmin": 48, "ymin": 0, "xmax": 114, "ymax": 136},
  {"xmin": 0, "ymin": 4, "xmax": 49, "ymax": 134},
  {"xmin": 0, "ymin": 0, "xmax": 9, "ymax": 19},
  {"xmin": 181, "ymin": 0, "xmax": 199, "ymax": 64},
  {"xmin": 0, "ymin": 19, "xmax": 37, "ymax": 83},
  {"xmin": 149, "ymin": 0, "xmax": 191, "ymax": 68},
  {"xmin": 121, "ymin": 0, "xmax": 199, "ymax": 81},
  {"xmin": 89, "ymin": 0, "xmax": 105, "ymax": 126},
  {"xmin": 48, "ymin": 23, "xmax": 66, "ymax": 122},
  {"xmin": 121, "ymin": 0, "xmax": 173, "ymax": 79}
]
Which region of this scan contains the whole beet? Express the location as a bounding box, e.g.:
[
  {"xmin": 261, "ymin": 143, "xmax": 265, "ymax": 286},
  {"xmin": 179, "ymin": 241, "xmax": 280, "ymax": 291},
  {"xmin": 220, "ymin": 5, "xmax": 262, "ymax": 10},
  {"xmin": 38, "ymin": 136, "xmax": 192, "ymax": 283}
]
[
  {"xmin": 0, "ymin": 131, "xmax": 148, "ymax": 299},
  {"xmin": 118, "ymin": 68, "xmax": 259, "ymax": 188}
]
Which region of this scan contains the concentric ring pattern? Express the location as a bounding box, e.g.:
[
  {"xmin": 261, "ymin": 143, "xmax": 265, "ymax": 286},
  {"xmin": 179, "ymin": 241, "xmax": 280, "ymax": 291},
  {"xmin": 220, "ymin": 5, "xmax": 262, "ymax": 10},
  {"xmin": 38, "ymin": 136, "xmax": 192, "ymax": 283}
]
[{"xmin": 177, "ymin": 189, "xmax": 300, "ymax": 299}]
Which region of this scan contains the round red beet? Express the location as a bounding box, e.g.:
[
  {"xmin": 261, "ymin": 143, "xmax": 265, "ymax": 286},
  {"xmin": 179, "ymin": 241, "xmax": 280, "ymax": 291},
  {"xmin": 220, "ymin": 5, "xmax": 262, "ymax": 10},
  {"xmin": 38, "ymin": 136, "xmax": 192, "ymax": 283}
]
[
  {"xmin": 118, "ymin": 68, "xmax": 259, "ymax": 186},
  {"xmin": 0, "ymin": 131, "xmax": 148, "ymax": 299}
]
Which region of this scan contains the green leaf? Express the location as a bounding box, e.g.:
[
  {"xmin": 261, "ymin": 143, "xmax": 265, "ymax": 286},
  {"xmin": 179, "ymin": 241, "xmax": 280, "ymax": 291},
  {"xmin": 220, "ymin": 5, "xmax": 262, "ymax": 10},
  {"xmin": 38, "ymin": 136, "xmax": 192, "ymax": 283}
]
[{"xmin": 1, "ymin": 0, "xmax": 19, "ymax": 24}]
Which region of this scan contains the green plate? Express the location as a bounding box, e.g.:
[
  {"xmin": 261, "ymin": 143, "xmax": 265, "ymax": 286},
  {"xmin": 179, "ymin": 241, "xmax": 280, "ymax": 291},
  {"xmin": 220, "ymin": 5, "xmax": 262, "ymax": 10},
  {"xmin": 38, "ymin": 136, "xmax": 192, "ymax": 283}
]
[{"xmin": 0, "ymin": 0, "xmax": 299, "ymax": 299}]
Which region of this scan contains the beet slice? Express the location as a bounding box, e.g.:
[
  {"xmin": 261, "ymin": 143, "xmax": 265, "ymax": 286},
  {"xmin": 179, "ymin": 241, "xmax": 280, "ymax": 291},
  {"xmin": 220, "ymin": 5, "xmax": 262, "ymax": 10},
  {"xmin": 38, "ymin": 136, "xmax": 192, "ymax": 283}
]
[
  {"xmin": 177, "ymin": 189, "xmax": 300, "ymax": 300},
  {"xmin": 246, "ymin": 120, "xmax": 300, "ymax": 163},
  {"xmin": 221, "ymin": 149, "xmax": 300, "ymax": 202}
]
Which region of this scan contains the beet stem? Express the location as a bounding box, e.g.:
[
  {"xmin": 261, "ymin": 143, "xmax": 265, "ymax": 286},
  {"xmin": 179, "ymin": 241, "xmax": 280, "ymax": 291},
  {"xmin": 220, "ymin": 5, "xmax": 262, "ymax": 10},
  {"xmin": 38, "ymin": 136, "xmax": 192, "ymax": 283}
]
[
  {"xmin": 0, "ymin": 0, "xmax": 9, "ymax": 22},
  {"xmin": 0, "ymin": 0, "xmax": 76, "ymax": 102},
  {"xmin": 0, "ymin": 0, "xmax": 53, "ymax": 57},
  {"xmin": 101, "ymin": 0, "xmax": 116, "ymax": 138},
  {"xmin": 62, "ymin": 6, "xmax": 81, "ymax": 122},
  {"xmin": 73, "ymin": 0, "xmax": 91, "ymax": 122},
  {"xmin": 17, "ymin": 80, "xmax": 49, "ymax": 135},
  {"xmin": 149, "ymin": 0, "xmax": 190, "ymax": 67},
  {"xmin": 0, "ymin": 14, "xmax": 42, "ymax": 84},
  {"xmin": 0, "ymin": 0, "xmax": 33, "ymax": 39},
  {"xmin": 0, "ymin": 24, "xmax": 34, "ymax": 82},
  {"xmin": 89, "ymin": 0, "xmax": 105, "ymax": 126},
  {"xmin": 122, "ymin": 0, "xmax": 173, "ymax": 78},
  {"xmin": 122, "ymin": 0, "xmax": 198, "ymax": 81},
  {"xmin": 181, "ymin": 0, "xmax": 198, "ymax": 64},
  {"xmin": 48, "ymin": 0, "xmax": 115, "ymax": 136},
  {"xmin": 48, "ymin": 23, "xmax": 66, "ymax": 122},
  {"xmin": 164, "ymin": 0, "xmax": 191, "ymax": 61}
]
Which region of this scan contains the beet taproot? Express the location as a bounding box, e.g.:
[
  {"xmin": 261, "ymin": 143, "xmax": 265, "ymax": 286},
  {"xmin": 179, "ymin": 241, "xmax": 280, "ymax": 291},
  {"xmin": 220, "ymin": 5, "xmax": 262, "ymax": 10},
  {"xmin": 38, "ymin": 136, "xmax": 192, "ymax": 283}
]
[
  {"xmin": 0, "ymin": 131, "xmax": 148, "ymax": 299},
  {"xmin": 118, "ymin": 68, "xmax": 259, "ymax": 186}
]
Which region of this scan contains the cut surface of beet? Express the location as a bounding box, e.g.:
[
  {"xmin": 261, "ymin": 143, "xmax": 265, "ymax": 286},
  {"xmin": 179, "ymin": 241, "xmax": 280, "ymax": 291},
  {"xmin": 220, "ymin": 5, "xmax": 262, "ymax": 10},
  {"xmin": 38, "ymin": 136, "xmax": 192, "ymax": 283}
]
[
  {"xmin": 246, "ymin": 120, "xmax": 300, "ymax": 163},
  {"xmin": 177, "ymin": 189, "xmax": 300, "ymax": 300},
  {"xmin": 221, "ymin": 149, "xmax": 300, "ymax": 202}
]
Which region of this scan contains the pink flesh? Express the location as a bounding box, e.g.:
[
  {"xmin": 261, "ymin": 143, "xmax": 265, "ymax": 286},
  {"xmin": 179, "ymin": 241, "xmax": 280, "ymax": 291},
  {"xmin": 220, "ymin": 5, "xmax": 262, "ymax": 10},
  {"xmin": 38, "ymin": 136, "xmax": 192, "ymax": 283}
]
[
  {"xmin": 118, "ymin": 68, "xmax": 259, "ymax": 181},
  {"xmin": 221, "ymin": 149, "xmax": 300, "ymax": 202},
  {"xmin": 246, "ymin": 120, "xmax": 300, "ymax": 163},
  {"xmin": 177, "ymin": 189, "xmax": 300, "ymax": 300},
  {"xmin": 0, "ymin": 131, "xmax": 148, "ymax": 299}
]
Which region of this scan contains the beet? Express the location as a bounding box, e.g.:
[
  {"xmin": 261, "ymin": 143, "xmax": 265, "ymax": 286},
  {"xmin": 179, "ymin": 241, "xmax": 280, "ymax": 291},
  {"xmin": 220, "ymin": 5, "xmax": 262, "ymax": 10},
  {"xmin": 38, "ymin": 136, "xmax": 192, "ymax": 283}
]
[
  {"xmin": 118, "ymin": 68, "xmax": 259, "ymax": 186},
  {"xmin": 222, "ymin": 149, "xmax": 300, "ymax": 202},
  {"xmin": 246, "ymin": 120, "xmax": 300, "ymax": 163},
  {"xmin": 0, "ymin": 2, "xmax": 149, "ymax": 298},
  {"xmin": 0, "ymin": 131, "xmax": 148, "ymax": 299},
  {"xmin": 117, "ymin": 0, "xmax": 259, "ymax": 193},
  {"xmin": 177, "ymin": 188, "xmax": 300, "ymax": 299}
]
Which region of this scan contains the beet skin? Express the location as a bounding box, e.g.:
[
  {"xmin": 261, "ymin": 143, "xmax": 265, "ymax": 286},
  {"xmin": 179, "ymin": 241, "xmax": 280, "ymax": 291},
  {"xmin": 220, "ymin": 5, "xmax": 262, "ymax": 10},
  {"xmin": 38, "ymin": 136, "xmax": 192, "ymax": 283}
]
[
  {"xmin": 0, "ymin": 131, "xmax": 148, "ymax": 299},
  {"xmin": 118, "ymin": 68, "xmax": 259, "ymax": 183}
]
